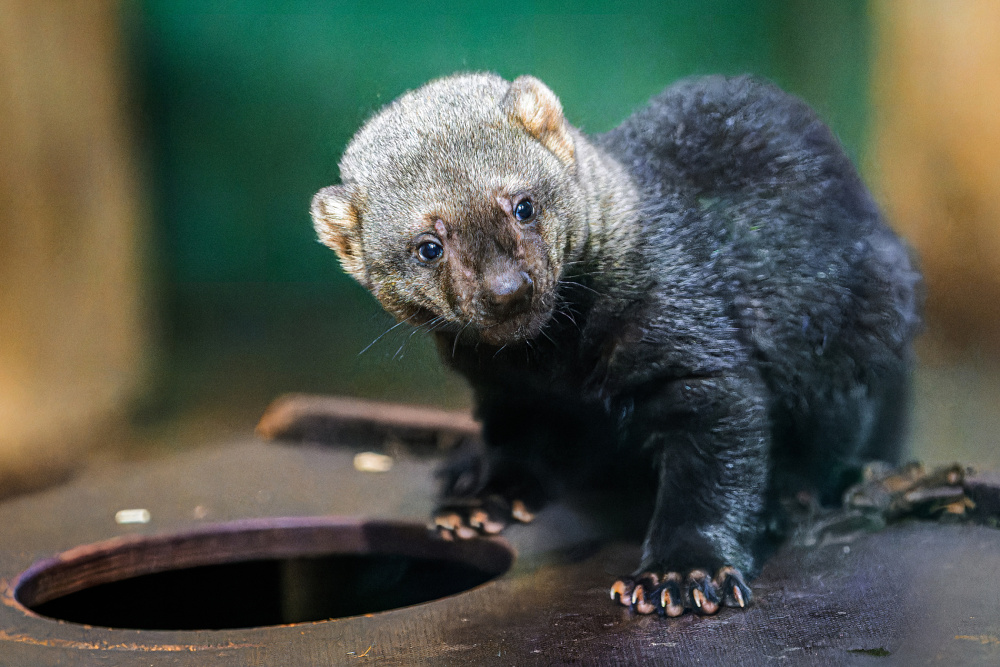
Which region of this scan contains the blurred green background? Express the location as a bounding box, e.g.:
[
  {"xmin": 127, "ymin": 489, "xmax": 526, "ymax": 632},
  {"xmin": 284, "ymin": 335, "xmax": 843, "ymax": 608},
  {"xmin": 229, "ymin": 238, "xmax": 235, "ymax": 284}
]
[
  {"xmin": 122, "ymin": 0, "xmax": 872, "ymax": 422},
  {"xmin": 6, "ymin": 0, "xmax": 1000, "ymax": 498}
]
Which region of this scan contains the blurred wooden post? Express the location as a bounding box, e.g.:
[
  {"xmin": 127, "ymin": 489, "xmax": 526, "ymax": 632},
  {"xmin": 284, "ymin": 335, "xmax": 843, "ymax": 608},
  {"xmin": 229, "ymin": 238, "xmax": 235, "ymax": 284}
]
[
  {"xmin": 871, "ymin": 0, "xmax": 1000, "ymax": 357},
  {"xmin": 0, "ymin": 2, "xmax": 148, "ymax": 494}
]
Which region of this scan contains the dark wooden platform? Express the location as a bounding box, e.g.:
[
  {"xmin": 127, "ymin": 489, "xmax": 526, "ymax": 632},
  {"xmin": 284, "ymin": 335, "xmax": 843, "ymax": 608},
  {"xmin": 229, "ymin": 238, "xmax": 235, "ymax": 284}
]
[{"xmin": 2, "ymin": 420, "xmax": 1000, "ymax": 665}]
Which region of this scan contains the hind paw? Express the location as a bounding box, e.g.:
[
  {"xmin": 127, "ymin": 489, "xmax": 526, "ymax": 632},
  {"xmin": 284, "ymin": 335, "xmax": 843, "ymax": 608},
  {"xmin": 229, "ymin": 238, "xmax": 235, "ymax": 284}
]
[
  {"xmin": 610, "ymin": 566, "xmax": 751, "ymax": 617},
  {"xmin": 432, "ymin": 495, "xmax": 535, "ymax": 540}
]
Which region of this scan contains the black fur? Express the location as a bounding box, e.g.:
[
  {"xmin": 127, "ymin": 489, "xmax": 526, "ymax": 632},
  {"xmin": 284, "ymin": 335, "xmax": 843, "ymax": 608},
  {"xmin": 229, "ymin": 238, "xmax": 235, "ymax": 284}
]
[{"xmin": 438, "ymin": 76, "xmax": 921, "ymax": 582}]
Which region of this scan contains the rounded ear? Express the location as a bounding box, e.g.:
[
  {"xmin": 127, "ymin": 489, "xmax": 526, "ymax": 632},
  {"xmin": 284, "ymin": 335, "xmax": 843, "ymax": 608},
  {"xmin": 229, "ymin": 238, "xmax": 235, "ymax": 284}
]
[
  {"xmin": 311, "ymin": 185, "xmax": 368, "ymax": 284},
  {"xmin": 502, "ymin": 75, "xmax": 575, "ymax": 167}
]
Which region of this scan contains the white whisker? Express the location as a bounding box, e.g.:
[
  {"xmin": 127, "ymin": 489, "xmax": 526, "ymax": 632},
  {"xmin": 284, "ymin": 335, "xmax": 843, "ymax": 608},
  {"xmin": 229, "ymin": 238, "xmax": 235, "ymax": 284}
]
[{"xmin": 358, "ymin": 314, "xmax": 416, "ymax": 356}]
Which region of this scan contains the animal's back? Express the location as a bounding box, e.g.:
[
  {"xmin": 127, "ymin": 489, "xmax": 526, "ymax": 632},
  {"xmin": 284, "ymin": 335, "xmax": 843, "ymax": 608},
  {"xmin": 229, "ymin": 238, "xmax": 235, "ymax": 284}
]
[{"xmin": 600, "ymin": 76, "xmax": 922, "ymax": 494}]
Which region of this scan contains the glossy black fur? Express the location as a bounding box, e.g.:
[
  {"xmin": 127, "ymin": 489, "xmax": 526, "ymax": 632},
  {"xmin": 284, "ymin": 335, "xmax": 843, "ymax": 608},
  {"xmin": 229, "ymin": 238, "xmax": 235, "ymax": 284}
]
[{"xmin": 436, "ymin": 76, "xmax": 921, "ymax": 579}]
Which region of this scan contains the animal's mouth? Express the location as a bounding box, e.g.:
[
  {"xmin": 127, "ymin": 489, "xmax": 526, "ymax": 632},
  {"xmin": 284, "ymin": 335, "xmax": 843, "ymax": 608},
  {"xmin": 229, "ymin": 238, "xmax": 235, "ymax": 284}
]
[{"xmin": 472, "ymin": 296, "xmax": 554, "ymax": 346}]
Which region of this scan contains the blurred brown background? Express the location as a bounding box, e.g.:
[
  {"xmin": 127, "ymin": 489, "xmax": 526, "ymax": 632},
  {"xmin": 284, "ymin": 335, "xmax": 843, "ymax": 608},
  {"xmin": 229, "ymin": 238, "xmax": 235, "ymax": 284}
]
[
  {"xmin": 872, "ymin": 1, "xmax": 1000, "ymax": 356},
  {"xmin": 0, "ymin": 3, "xmax": 148, "ymax": 494},
  {"xmin": 1, "ymin": 0, "xmax": 998, "ymax": 497}
]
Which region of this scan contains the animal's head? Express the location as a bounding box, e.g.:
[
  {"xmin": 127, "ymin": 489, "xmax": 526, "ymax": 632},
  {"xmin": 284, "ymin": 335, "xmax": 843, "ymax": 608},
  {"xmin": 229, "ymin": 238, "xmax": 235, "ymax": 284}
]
[{"xmin": 311, "ymin": 73, "xmax": 588, "ymax": 346}]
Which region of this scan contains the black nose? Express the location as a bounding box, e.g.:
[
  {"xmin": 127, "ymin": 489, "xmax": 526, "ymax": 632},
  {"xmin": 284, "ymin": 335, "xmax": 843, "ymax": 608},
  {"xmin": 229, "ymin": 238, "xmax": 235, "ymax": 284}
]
[{"xmin": 485, "ymin": 270, "xmax": 534, "ymax": 318}]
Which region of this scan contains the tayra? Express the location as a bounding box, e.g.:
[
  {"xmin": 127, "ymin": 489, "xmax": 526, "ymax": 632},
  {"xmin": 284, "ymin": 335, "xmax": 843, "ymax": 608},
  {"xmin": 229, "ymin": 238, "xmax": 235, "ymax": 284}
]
[{"xmin": 311, "ymin": 73, "xmax": 921, "ymax": 617}]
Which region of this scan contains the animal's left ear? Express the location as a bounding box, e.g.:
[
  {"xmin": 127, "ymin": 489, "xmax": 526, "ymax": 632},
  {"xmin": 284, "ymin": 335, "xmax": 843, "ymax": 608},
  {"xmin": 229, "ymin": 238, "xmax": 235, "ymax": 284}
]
[{"xmin": 502, "ymin": 75, "xmax": 576, "ymax": 167}]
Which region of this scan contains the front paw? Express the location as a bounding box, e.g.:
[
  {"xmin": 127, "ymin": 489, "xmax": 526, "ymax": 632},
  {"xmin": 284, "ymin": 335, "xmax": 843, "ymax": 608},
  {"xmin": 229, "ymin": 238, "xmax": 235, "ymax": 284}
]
[
  {"xmin": 610, "ymin": 566, "xmax": 751, "ymax": 617},
  {"xmin": 432, "ymin": 495, "xmax": 536, "ymax": 540}
]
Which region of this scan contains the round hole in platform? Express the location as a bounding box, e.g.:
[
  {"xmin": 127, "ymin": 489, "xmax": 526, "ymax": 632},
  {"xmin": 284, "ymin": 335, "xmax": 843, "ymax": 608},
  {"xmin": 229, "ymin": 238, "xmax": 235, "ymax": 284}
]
[{"xmin": 12, "ymin": 517, "xmax": 513, "ymax": 630}]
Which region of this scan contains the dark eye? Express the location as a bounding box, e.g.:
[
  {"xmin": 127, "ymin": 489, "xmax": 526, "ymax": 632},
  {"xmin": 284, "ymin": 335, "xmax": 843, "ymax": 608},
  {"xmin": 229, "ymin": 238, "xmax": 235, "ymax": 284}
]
[
  {"xmin": 417, "ymin": 240, "xmax": 444, "ymax": 263},
  {"xmin": 513, "ymin": 198, "xmax": 534, "ymax": 222}
]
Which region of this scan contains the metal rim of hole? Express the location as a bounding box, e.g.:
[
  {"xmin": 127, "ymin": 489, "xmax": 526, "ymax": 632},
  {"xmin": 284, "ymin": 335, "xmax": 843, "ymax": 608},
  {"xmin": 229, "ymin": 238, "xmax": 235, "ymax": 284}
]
[{"xmin": 10, "ymin": 516, "xmax": 515, "ymax": 626}]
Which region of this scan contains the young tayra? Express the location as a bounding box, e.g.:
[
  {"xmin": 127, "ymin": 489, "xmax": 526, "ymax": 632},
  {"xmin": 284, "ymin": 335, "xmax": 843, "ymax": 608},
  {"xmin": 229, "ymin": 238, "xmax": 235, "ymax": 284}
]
[{"xmin": 311, "ymin": 74, "xmax": 921, "ymax": 617}]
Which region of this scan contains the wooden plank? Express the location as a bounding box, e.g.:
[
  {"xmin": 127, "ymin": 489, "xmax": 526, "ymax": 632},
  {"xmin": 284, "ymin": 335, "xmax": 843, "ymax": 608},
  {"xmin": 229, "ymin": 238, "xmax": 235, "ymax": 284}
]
[{"xmin": 257, "ymin": 394, "xmax": 480, "ymax": 450}]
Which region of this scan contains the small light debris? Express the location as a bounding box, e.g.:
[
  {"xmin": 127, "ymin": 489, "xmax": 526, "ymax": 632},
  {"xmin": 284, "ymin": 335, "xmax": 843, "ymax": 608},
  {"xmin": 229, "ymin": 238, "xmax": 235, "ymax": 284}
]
[
  {"xmin": 115, "ymin": 509, "xmax": 151, "ymax": 524},
  {"xmin": 354, "ymin": 452, "xmax": 393, "ymax": 473},
  {"xmin": 193, "ymin": 505, "xmax": 209, "ymax": 519}
]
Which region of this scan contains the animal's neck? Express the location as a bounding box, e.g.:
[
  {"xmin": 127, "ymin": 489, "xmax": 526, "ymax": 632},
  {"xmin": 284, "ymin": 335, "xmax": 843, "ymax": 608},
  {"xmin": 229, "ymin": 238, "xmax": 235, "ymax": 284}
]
[{"xmin": 567, "ymin": 129, "xmax": 642, "ymax": 275}]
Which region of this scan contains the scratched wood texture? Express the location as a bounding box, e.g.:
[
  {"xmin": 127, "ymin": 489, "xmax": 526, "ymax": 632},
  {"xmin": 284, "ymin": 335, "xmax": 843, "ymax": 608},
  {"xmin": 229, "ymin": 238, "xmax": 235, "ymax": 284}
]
[{"xmin": 2, "ymin": 427, "xmax": 1000, "ymax": 666}]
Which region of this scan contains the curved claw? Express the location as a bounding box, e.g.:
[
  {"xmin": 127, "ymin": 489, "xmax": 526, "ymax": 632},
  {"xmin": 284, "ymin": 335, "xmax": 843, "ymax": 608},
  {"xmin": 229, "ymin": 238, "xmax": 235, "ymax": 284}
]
[
  {"xmin": 657, "ymin": 573, "xmax": 685, "ymax": 617},
  {"xmin": 714, "ymin": 566, "xmax": 752, "ymax": 609},
  {"xmin": 610, "ymin": 579, "xmax": 632, "ymax": 606},
  {"xmin": 631, "ymin": 584, "xmax": 658, "ymax": 614},
  {"xmin": 687, "ymin": 570, "xmax": 721, "ymax": 615},
  {"xmin": 510, "ymin": 499, "xmax": 535, "ymax": 524}
]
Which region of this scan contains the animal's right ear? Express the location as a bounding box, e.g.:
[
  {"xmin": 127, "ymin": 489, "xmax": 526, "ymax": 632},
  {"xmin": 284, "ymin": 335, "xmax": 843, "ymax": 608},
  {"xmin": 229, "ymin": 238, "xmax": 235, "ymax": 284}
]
[
  {"xmin": 502, "ymin": 75, "xmax": 576, "ymax": 168},
  {"xmin": 311, "ymin": 185, "xmax": 368, "ymax": 285}
]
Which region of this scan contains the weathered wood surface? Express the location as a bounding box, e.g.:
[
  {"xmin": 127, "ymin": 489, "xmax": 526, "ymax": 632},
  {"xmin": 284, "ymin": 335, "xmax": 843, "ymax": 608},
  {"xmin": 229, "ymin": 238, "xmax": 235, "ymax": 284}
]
[{"xmin": 2, "ymin": 434, "xmax": 1000, "ymax": 665}]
